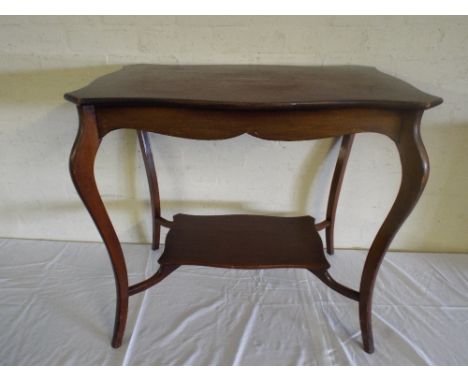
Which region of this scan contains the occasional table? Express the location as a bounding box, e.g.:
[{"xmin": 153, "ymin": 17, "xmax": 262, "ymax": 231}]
[{"xmin": 65, "ymin": 65, "xmax": 442, "ymax": 354}]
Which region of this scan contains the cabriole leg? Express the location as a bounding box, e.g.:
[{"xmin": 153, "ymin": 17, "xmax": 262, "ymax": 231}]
[
  {"xmin": 359, "ymin": 111, "xmax": 429, "ymax": 353},
  {"xmin": 69, "ymin": 105, "xmax": 129, "ymax": 348}
]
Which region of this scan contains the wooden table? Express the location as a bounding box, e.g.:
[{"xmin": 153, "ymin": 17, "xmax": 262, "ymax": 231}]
[{"xmin": 65, "ymin": 65, "xmax": 442, "ymax": 354}]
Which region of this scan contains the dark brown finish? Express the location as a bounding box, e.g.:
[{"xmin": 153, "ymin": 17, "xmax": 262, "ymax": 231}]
[
  {"xmin": 310, "ymin": 270, "xmax": 360, "ymax": 302},
  {"xmin": 69, "ymin": 105, "xmax": 129, "ymax": 348},
  {"xmin": 65, "ymin": 64, "xmax": 442, "ymax": 110},
  {"xmin": 95, "ymin": 105, "xmax": 404, "ymax": 141},
  {"xmin": 358, "ymin": 111, "xmax": 430, "ymax": 353},
  {"xmin": 137, "ymin": 130, "xmax": 161, "ymax": 250},
  {"xmin": 314, "ymin": 220, "xmax": 330, "ymax": 231},
  {"xmin": 66, "ymin": 64, "xmax": 442, "ymax": 354},
  {"xmin": 155, "ymin": 216, "xmax": 174, "ymax": 228},
  {"xmin": 325, "ymin": 134, "xmax": 355, "ymax": 255},
  {"xmin": 129, "ymin": 264, "xmax": 179, "ymax": 296},
  {"xmin": 158, "ymin": 214, "xmax": 329, "ymax": 270}
]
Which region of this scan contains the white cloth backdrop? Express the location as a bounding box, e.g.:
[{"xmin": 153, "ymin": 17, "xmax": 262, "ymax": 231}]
[{"xmin": 1, "ymin": 238, "xmax": 467, "ymax": 365}]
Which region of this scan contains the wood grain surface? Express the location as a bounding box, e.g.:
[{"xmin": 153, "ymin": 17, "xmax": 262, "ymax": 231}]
[{"xmin": 65, "ymin": 64, "xmax": 442, "ymax": 110}]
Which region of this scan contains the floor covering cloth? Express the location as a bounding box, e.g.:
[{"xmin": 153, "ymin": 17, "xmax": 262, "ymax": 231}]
[{"xmin": 1, "ymin": 238, "xmax": 467, "ymax": 365}]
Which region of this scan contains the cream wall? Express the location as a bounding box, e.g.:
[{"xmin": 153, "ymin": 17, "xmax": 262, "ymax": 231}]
[{"xmin": 0, "ymin": 16, "xmax": 467, "ymax": 252}]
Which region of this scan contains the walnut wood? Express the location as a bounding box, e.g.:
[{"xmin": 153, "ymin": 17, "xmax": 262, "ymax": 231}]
[
  {"xmin": 137, "ymin": 130, "xmax": 161, "ymax": 250},
  {"xmin": 128, "ymin": 264, "xmax": 179, "ymax": 296},
  {"xmin": 69, "ymin": 105, "xmax": 129, "ymax": 348},
  {"xmin": 314, "ymin": 220, "xmax": 330, "ymax": 231},
  {"xmin": 326, "ymin": 134, "xmax": 355, "ymax": 254},
  {"xmin": 65, "ymin": 65, "xmax": 442, "ymax": 353},
  {"xmin": 358, "ymin": 111, "xmax": 430, "ymax": 353},
  {"xmin": 64, "ymin": 64, "xmax": 442, "ymax": 110},
  {"xmin": 95, "ymin": 106, "xmax": 403, "ymax": 141},
  {"xmin": 158, "ymin": 214, "xmax": 329, "ymax": 270},
  {"xmin": 155, "ymin": 216, "xmax": 174, "ymax": 228},
  {"xmin": 310, "ymin": 270, "xmax": 360, "ymax": 302}
]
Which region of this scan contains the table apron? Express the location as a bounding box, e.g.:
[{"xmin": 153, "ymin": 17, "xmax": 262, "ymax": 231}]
[{"xmin": 93, "ymin": 106, "xmax": 406, "ymax": 142}]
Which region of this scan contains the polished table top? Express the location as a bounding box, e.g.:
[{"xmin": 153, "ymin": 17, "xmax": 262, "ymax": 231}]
[{"xmin": 64, "ymin": 64, "xmax": 442, "ymax": 110}]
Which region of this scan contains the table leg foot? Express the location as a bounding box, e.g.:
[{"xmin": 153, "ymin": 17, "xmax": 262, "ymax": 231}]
[
  {"xmin": 111, "ymin": 296, "xmax": 128, "ymax": 348},
  {"xmin": 359, "ymin": 300, "xmax": 375, "ymax": 353}
]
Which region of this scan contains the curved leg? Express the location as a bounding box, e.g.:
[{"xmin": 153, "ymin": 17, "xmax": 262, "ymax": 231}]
[
  {"xmin": 325, "ymin": 134, "xmax": 355, "ymax": 254},
  {"xmin": 137, "ymin": 131, "xmax": 161, "ymax": 250},
  {"xmin": 69, "ymin": 105, "xmax": 129, "ymax": 348},
  {"xmin": 359, "ymin": 111, "xmax": 429, "ymax": 353}
]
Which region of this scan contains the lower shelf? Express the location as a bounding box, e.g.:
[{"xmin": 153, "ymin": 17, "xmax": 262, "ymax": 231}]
[{"xmin": 158, "ymin": 214, "xmax": 330, "ymax": 270}]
